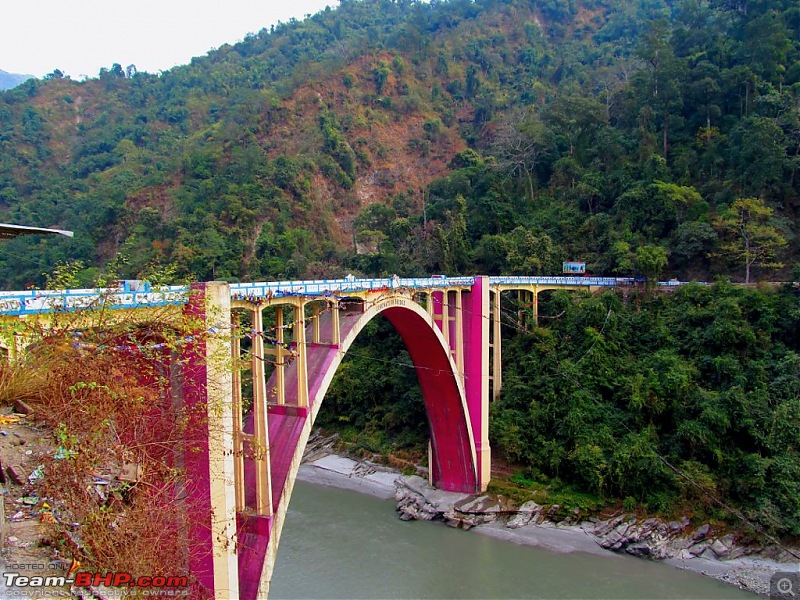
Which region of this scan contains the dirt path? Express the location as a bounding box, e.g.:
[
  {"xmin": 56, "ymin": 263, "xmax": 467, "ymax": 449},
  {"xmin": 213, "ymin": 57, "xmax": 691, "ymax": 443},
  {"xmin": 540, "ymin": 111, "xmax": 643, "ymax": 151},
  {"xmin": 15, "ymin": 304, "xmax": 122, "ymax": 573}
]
[{"xmin": 0, "ymin": 403, "xmax": 71, "ymax": 594}]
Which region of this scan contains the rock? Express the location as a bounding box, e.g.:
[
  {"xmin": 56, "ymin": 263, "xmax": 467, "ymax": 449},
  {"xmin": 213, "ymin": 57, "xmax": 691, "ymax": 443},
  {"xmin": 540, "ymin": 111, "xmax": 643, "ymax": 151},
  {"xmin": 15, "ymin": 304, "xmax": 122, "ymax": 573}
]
[
  {"xmin": 699, "ymin": 547, "xmax": 718, "ymax": 560},
  {"xmin": 710, "ymin": 539, "xmax": 731, "ymax": 559},
  {"xmin": 693, "ymin": 523, "xmax": 711, "ymax": 540},
  {"xmin": 12, "ymin": 399, "xmax": 34, "ymax": 415},
  {"xmin": 688, "ymin": 540, "xmax": 711, "ymax": 556},
  {"xmin": 725, "ymin": 546, "xmax": 752, "ymax": 560},
  {"xmin": 599, "ymin": 519, "xmax": 636, "ymax": 551},
  {"xmin": 626, "ymin": 542, "xmax": 656, "ymax": 558},
  {"xmin": 119, "ymin": 462, "xmax": 141, "ymax": 483},
  {"xmin": 448, "ymin": 495, "xmax": 503, "ymax": 528},
  {"xmin": 668, "ymin": 519, "xmax": 689, "ymax": 533},
  {"xmin": 394, "ymin": 476, "xmax": 470, "ymax": 523},
  {"xmin": 592, "ymin": 514, "xmax": 628, "ymax": 537},
  {"xmin": 506, "ymin": 501, "xmax": 542, "ymax": 529}
]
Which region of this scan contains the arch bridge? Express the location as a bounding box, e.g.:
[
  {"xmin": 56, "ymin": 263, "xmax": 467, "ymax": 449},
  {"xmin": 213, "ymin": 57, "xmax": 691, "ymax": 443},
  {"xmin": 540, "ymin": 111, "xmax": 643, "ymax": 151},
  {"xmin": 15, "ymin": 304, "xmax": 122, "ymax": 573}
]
[{"xmin": 0, "ymin": 275, "xmax": 681, "ymax": 598}]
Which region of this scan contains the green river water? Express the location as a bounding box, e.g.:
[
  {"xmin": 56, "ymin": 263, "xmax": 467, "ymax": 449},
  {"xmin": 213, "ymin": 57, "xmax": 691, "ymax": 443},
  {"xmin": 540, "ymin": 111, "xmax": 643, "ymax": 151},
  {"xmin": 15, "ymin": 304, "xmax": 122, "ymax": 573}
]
[{"xmin": 269, "ymin": 480, "xmax": 757, "ymax": 600}]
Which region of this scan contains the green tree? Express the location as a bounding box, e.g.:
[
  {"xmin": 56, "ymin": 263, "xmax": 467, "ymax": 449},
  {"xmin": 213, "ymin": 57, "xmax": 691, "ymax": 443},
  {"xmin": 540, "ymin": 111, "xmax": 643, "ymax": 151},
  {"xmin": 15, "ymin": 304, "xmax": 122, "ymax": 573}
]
[
  {"xmin": 635, "ymin": 244, "xmax": 669, "ymax": 288},
  {"xmin": 712, "ymin": 197, "xmax": 788, "ymax": 283}
]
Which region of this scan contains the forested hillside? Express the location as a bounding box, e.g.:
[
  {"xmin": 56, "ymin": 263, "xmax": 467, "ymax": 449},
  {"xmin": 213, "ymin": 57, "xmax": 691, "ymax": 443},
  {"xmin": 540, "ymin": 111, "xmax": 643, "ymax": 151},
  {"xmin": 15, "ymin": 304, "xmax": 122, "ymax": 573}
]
[
  {"xmin": 1, "ymin": 0, "xmax": 799, "ymax": 545},
  {"xmin": 0, "ymin": 0, "xmax": 798, "ymax": 287}
]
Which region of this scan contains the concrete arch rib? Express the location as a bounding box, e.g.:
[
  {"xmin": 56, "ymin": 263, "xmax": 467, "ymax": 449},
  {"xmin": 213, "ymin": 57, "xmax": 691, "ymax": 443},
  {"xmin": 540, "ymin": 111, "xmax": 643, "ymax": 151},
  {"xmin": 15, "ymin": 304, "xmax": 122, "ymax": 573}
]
[{"xmin": 237, "ymin": 295, "xmax": 478, "ymax": 600}]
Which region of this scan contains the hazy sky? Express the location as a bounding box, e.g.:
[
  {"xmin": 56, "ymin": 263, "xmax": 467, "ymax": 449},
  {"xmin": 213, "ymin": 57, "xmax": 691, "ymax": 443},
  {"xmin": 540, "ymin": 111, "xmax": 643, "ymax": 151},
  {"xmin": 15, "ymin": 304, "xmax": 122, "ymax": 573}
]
[{"xmin": 2, "ymin": 0, "xmax": 339, "ymax": 79}]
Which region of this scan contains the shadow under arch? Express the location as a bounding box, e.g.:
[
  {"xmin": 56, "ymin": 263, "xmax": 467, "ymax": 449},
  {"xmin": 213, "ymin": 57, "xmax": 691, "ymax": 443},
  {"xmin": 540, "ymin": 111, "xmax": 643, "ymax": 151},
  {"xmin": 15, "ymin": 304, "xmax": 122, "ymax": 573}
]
[{"xmin": 236, "ymin": 295, "xmax": 478, "ymax": 599}]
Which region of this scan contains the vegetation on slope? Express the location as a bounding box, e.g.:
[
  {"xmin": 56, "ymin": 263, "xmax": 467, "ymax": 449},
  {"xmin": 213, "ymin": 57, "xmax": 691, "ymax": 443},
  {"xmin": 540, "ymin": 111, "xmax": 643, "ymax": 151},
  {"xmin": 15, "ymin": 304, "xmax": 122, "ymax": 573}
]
[
  {"xmin": 1, "ymin": 0, "xmax": 799, "ymax": 550},
  {"xmin": 0, "ymin": 0, "xmax": 798, "ymax": 287}
]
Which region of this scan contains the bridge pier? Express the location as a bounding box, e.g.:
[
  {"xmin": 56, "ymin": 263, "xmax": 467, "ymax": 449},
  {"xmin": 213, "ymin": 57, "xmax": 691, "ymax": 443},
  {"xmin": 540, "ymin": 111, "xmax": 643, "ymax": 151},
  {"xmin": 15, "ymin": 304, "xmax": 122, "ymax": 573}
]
[
  {"xmin": 183, "ymin": 282, "xmax": 240, "ymax": 599},
  {"xmin": 464, "ymin": 276, "xmax": 491, "ymax": 492}
]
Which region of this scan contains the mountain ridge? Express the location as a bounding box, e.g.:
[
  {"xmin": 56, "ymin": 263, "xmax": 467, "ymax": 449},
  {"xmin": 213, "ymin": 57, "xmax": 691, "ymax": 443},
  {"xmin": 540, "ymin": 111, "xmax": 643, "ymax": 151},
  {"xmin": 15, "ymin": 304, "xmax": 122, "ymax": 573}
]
[
  {"xmin": 0, "ymin": 68, "xmax": 34, "ymax": 91},
  {"xmin": 0, "ymin": 0, "xmax": 798, "ymax": 288}
]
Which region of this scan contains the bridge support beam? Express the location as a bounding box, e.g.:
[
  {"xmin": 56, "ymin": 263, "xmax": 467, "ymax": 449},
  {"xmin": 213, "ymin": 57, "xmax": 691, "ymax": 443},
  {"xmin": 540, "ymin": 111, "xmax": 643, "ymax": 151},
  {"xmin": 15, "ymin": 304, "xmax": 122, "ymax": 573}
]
[
  {"xmin": 183, "ymin": 282, "xmax": 239, "ymax": 599},
  {"xmin": 464, "ymin": 276, "xmax": 491, "ymax": 492},
  {"xmin": 293, "ymin": 302, "xmax": 309, "ymax": 408},
  {"xmin": 251, "ymin": 306, "xmax": 273, "ymax": 516},
  {"xmin": 491, "ymin": 290, "xmax": 502, "ymax": 401}
]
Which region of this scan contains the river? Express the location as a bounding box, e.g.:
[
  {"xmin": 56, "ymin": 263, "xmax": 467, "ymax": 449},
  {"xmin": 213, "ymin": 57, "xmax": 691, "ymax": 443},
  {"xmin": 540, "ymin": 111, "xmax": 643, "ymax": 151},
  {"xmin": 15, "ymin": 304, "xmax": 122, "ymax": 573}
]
[{"xmin": 269, "ymin": 480, "xmax": 757, "ymax": 599}]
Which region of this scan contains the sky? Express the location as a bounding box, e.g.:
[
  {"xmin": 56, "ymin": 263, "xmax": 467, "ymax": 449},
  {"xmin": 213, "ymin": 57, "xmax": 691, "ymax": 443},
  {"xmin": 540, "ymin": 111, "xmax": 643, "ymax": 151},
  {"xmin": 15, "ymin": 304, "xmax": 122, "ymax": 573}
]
[{"xmin": 1, "ymin": 0, "xmax": 339, "ymax": 79}]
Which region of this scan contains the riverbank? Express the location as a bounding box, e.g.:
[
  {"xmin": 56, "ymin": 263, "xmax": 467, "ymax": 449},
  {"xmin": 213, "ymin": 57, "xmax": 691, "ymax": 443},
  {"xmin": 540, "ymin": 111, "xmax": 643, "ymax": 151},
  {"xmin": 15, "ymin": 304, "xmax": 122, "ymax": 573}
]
[{"xmin": 297, "ymin": 445, "xmax": 796, "ymax": 597}]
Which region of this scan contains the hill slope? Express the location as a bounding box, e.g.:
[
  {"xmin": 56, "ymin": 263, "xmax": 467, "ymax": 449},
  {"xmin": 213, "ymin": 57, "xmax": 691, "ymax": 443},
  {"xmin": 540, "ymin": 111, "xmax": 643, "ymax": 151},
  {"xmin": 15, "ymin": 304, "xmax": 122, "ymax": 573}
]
[{"xmin": 0, "ymin": 0, "xmax": 798, "ymax": 288}]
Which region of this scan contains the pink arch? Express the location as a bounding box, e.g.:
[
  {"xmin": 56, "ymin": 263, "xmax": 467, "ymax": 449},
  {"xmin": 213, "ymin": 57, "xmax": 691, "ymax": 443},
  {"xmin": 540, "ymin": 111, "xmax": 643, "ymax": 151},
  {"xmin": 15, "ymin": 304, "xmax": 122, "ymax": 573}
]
[
  {"xmin": 381, "ymin": 306, "xmax": 477, "ymax": 491},
  {"xmin": 235, "ymin": 298, "xmax": 477, "ymax": 600}
]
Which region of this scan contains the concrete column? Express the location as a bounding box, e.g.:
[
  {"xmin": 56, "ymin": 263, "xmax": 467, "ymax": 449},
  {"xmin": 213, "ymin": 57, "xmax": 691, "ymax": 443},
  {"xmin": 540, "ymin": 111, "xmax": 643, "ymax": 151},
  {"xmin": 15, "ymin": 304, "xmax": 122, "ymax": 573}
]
[
  {"xmin": 454, "ymin": 291, "xmax": 464, "ymax": 381},
  {"xmin": 331, "ymin": 299, "xmax": 340, "ymax": 345},
  {"xmin": 312, "ymin": 303, "xmax": 321, "ymax": 344},
  {"xmin": 464, "ymin": 276, "xmax": 491, "ymax": 492},
  {"xmin": 441, "ymin": 292, "xmax": 450, "ymax": 347},
  {"xmin": 251, "ymin": 306, "xmax": 272, "ymax": 516},
  {"xmin": 183, "ymin": 282, "xmax": 240, "ymax": 599},
  {"xmin": 230, "ymin": 312, "xmax": 245, "ymax": 512},
  {"xmin": 492, "ymin": 289, "xmax": 502, "ymax": 401},
  {"xmin": 294, "ymin": 302, "xmax": 309, "ymax": 408},
  {"xmin": 275, "ymin": 306, "xmax": 285, "ymax": 405}
]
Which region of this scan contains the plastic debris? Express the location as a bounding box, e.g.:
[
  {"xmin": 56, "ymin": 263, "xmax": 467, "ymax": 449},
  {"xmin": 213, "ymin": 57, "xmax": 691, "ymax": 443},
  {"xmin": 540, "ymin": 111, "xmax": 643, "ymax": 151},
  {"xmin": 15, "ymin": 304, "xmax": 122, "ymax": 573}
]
[
  {"xmin": 0, "ymin": 415, "xmax": 20, "ymax": 426},
  {"xmin": 28, "ymin": 465, "xmax": 44, "ymax": 484},
  {"xmin": 19, "ymin": 496, "xmax": 39, "ymax": 505},
  {"xmin": 54, "ymin": 446, "xmax": 76, "ymax": 460}
]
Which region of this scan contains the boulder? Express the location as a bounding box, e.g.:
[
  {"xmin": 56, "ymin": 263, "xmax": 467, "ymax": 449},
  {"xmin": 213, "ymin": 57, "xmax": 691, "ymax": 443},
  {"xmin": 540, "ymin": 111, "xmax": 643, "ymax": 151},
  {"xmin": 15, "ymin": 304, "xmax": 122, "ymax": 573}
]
[
  {"xmin": 505, "ymin": 501, "xmax": 542, "ymax": 529},
  {"xmin": 688, "ymin": 540, "xmax": 711, "ymax": 556},
  {"xmin": 709, "ymin": 539, "xmax": 731, "ymax": 559},
  {"xmin": 693, "ymin": 523, "xmax": 711, "ymax": 540}
]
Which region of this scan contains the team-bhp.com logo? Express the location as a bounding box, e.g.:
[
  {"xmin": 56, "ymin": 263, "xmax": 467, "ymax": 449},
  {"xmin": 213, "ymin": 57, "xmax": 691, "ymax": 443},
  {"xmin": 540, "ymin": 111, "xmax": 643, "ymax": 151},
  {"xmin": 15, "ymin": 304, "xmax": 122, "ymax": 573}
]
[{"xmin": 3, "ymin": 571, "xmax": 188, "ymax": 596}]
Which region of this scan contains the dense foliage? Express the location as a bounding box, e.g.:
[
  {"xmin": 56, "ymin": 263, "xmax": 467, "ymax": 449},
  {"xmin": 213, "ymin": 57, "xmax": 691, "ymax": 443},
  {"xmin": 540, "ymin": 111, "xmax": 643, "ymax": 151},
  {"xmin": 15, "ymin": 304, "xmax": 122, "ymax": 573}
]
[
  {"xmin": 493, "ymin": 282, "xmax": 800, "ymax": 536},
  {"xmin": 0, "ymin": 0, "xmax": 798, "ymax": 287},
  {"xmin": 322, "ymin": 282, "xmax": 800, "ymax": 538},
  {"xmin": 1, "ymin": 0, "xmax": 799, "ymax": 542}
]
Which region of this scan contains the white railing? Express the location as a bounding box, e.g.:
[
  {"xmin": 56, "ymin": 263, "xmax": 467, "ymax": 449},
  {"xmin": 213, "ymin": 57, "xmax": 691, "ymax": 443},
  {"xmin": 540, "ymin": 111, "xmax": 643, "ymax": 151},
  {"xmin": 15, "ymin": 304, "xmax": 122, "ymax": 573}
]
[
  {"xmin": 0, "ymin": 276, "xmax": 695, "ymax": 316},
  {"xmin": 229, "ymin": 276, "xmax": 475, "ymax": 300}
]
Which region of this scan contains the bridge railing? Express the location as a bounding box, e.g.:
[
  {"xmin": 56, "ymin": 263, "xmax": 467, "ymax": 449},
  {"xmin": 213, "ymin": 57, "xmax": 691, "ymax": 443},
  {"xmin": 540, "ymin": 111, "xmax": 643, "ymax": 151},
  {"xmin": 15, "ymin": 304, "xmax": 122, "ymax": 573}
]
[
  {"xmin": 0, "ymin": 284, "xmax": 190, "ymax": 317},
  {"xmin": 489, "ymin": 276, "xmax": 632, "ymax": 287},
  {"xmin": 0, "ymin": 275, "xmax": 699, "ymax": 317},
  {"xmin": 229, "ymin": 276, "xmax": 475, "ymax": 300}
]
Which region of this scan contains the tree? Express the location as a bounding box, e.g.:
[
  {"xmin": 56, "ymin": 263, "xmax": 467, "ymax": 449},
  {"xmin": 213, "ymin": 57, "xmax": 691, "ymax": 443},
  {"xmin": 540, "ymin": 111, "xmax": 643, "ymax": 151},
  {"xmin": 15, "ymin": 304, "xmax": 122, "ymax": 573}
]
[
  {"xmin": 635, "ymin": 244, "xmax": 669, "ymax": 289},
  {"xmin": 712, "ymin": 197, "xmax": 788, "ymax": 283},
  {"xmin": 491, "ymin": 109, "xmax": 553, "ymax": 201}
]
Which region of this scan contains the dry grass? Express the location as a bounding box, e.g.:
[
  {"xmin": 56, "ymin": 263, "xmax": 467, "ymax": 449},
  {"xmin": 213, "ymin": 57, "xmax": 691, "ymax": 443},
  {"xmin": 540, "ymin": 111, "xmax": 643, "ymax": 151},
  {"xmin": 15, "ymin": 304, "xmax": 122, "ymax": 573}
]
[{"xmin": 0, "ymin": 311, "xmax": 214, "ymax": 597}]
